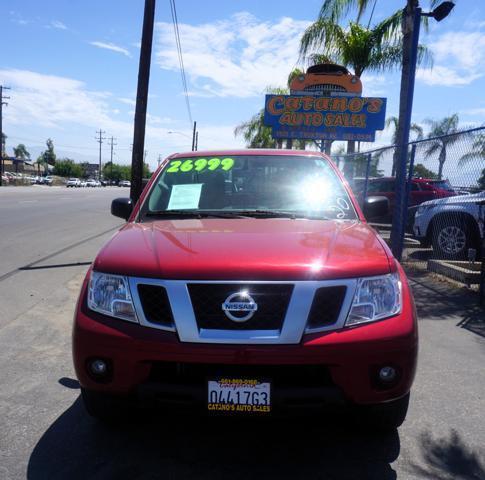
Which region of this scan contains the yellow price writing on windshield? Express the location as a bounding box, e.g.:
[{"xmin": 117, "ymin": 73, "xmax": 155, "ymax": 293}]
[{"xmin": 166, "ymin": 157, "xmax": 234, "ymax": 173}]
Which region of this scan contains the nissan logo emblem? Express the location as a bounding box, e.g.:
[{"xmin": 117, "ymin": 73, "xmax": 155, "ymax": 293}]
[{"xmin": 221, "ymin": 291, "xmax": 258, "ymax": 322}]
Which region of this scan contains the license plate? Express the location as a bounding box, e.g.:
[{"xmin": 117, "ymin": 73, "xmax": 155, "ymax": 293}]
[{"xmin": 207, "ymin": 378, "xmax": 271, "ymax": 414}]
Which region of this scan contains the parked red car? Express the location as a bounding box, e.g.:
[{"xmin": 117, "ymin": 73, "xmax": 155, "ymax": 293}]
[
  {"xmin": 73, "ymin": 150, "xmax": 418, "ymax": 429},
  {"xmin": 352, "ymin": 176, "xmax": 455, "ymax": 216}
]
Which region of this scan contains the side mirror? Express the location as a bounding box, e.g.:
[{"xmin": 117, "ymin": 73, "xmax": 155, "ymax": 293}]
[
  {"xmin": 363, "ymin": 196, "xmax": 389, "ymax": 220},
  {"xmin": 111, "ymin": 198, "xmax": 133, "ymax": 221}
]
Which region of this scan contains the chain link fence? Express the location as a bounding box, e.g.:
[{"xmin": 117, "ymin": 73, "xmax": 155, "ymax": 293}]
[{"xmin": 332, "ymin": 127, "xmax": 485, "ymax": 290}]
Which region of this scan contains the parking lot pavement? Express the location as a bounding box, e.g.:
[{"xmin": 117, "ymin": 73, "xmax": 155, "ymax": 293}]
[{"xmin": 1, "ymin": 190, "xmax": 484, "ymax": 479}]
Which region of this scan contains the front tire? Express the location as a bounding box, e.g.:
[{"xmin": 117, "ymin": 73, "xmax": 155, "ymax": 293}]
[
  {"xmin": 357, "ymin": 393, "xmax": 410, "ymax": 431},
  {"xmin": 81, "ymin": 388, "xmax": 130, "ymax": 422},
  {"xmin": 432, "ymin": 216, "xmax": 478, "ymax": 260}
]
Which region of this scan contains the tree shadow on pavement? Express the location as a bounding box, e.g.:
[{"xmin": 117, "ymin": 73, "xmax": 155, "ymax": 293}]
[
  {"xmin": 27, "ymin": 397, "xmax": 400, "ymax": 480},
  {"xmin": 408, "ymin": 272, "xmax": 485, "ymax": 338},
  {"xmin": 408, "ymin": 429, "xmax": 485, "ymax": 480}
]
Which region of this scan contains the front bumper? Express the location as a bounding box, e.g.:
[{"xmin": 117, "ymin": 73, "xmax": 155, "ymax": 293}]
[{"xmin": 73, "ymin": 270, "xmax": 418, "ymax": 407}]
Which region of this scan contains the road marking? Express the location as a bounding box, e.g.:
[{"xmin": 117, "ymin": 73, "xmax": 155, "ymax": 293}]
[{"xmin": 0, "ymin": 224, "xmax": 122, "ymax": 283}]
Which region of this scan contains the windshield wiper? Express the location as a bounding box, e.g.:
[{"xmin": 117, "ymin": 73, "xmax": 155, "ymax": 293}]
[
  {"xmin": 145, "ymin": 210, "xmax": 248, "ymax": 218},
  {"xmin": 233, "ymin": 210, "xmax": 330, "ymax": 220}
]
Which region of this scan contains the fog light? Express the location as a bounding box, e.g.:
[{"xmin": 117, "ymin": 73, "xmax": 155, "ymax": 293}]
[
  {"xmin": 379, "ymin": 366, "xmax": 396, "ymax": 382},
  {"xmin": 90, "ymin": 359, "xmax": 108, "ymax": 376}
]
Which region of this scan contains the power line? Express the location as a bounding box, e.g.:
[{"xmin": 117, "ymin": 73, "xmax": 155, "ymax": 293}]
[
  {"xmin": 95, "ymin": 129, "xmax": 106, "ymax": 179},
  {"xmin": 169, "ymin": 0, "xmax": 193, "ymax": 127}
]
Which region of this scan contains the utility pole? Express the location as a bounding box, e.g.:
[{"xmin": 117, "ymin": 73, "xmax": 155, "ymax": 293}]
[
  {"xmin": 191, "ymin": 121, "xmax": 197, "ymax": 151},
  {"xmin": 131, "ymin": 0, "xmax": 155, "ymax": 202},
  {"xmin": 195, "ymin": 131, "xmax": 198, "ymax": 151},
  {"xmin": 95, "ymin": 129, "xmax": 106, "ymax": 180},
  {"xmin": 108, "ymin": 136, "xmax": 117, "ymax": 181},
  {"xmin": 0, "ymin": 86, "xmax": 11, "ymax": 187},
  {"xmin": 158, "ymin": 154, "xmax": 162, "ymax": 166},
  {"xmin": 390, "ymin": 0, "xmax": 454, "ymax": 260}
]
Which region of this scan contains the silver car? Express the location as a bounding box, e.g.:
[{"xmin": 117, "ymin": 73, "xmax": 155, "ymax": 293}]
[{"xmin": 413, "ymin": 192, "xmax": 485, "ymax": 259}]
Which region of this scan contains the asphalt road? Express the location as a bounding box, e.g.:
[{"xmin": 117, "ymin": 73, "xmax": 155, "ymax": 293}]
[{"xmin": 1, "ymin": 186, "xmax": 484, "ymax": 480}]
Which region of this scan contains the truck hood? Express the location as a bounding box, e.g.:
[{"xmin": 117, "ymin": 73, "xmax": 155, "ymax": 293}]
[
  {"xmin": 94, "ymin": 218, "xmax": 393, "ymax": 280},
  {"xmin": 421, "ymin": 191, "xmax": 485, "ymax": 207}
]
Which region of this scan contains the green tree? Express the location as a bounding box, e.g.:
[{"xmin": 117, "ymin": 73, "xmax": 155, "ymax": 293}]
[
  {"xmin": 234, "ymin": 110, "xmax": 277, "ymax": 149},
  {"xmin": 413, "ymin": 163, "xmax": 438, "ymax": 179},
  {"xmin": 41, "ymin": 138, "xmax": 56, "ymax": 166},
  {"xmin": 102, "ymin": 162, "xmax": 150, "ymax": 182},
  {"xmin": 423, "ymin": 114, "xmax": 463, "ymax": 180},
  {"xmin": 13, "ymin": 144, "xmax": 31, "ymax": 160},
  {"xmin": 235, "ymin": 77, "xmax": 311, "ymax": 150},
  {"xmin": 300, "ymin": 19, "xmax": 407, "ymax": 78},
  {"xmin": 459, "ymin": 133, "xmax": 485, "ymax": 166},
  {"xmin": 459, "ymin": 133, "xmax": 485, "ymax": 190},
  {"xmin": 386, "ymin": 116, "xmax": 423, "ymax": 144},
  {"xmin": 301, "ymin": 0, "xmax": 432, "ymax": 156},
  {"xmin": 53, "ymin": 159, "xmax": 83, "ymax": 178},
  {"xmin": 36, "ymin": 154, "xmax": 48, "ymax": 174},
  {"xmin": 1, "ymin": 133, "xmax": 6, "ymax": 156},
  {"xmin": 383, "ymin": 115, "xmax": 423, "ymax": 175}
]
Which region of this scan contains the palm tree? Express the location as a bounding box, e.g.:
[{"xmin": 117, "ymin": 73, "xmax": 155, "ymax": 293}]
[
  {"xmin": 315, "ymin": 0, "xmax": 440, "ymax": 28},
  {"xmin": 459, "ymin": 133, "xmax": 485, "ymax": 166},
  {"xmin": 458, "ymin": 133, "xmax": 485, "ymax": 190},
  {"xmin": 234, "ymin": 110, "xmax": 277, "ymax": 149},
  {"xmin": 300, "ymin": 1, "xmax": 432, "ymax": 157},
  {"xmin": 386, "ymin": 116, "xmax": 423, "ymax": 145},
  {"xmin": 235, "ymin": 71, "xmax": 309, "ymax": 150},
  {"xmin": 13, "ymin": 144, "xmax": 31, "ymax": 161},
  {"xmin": 383, "ymin": 116, "xmax": 423, "ymax": 175},
  {"xmin": 300, "ymin": 18, "xmax": 406, "ymax": 78},
  {"xmin": 423, "ymin": 114, "xmax": 463, "ymax": 180}
]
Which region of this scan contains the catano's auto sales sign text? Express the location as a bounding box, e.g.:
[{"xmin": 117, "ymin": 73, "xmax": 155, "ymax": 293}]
[{"xmin": 264, "ymin": 94, "xmax": 387, "ymax": 142}]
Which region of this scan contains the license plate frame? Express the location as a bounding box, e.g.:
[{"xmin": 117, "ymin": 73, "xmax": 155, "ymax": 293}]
[{"xmin": 207, "ymin": 378, "xmax": 271, "ymax": 414}]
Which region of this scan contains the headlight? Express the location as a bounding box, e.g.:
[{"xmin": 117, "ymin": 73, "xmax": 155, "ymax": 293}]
[
  {"xmin": 346, "ymin": 273, "xmax": 401, "ymax": 326},
  {"xmin": 416, "ymin": 204, "xmax": 432, "ymax": 215},
  {"xmin": 87, "ymin": 271, "xmax": 138, "ymax": 323}
]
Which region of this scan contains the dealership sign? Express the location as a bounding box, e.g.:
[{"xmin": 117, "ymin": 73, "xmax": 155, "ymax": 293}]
[{"xmin": 264, "ymin": 94, "xmax": 387, "ymax": 142}]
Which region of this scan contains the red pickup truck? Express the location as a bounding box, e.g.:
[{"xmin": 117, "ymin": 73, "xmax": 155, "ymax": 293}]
[{"xmin": 73, "ymin": 149, "xmax": 418, "ymax": 429}]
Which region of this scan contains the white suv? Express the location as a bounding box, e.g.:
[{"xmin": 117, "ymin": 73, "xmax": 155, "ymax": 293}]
[
  {"xmin": 413, "ymin": 192, "xmax": 485, "ymax": 259},
  {"xmin": 67, "ymin": 178, "xmax": 81, "ymax": 188}
]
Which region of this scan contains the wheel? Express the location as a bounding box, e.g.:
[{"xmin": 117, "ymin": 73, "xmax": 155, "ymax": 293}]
[
  {"xmin": 81, "ymin": 388, "xmax": 130, "ymax": 422},
  {"xmin": 432, "ymin": 216, "xmax": 478, "ymax": 260},
  {"xmin": 357, "ymin": 393, "xmax": 410, "ymax": 431}
]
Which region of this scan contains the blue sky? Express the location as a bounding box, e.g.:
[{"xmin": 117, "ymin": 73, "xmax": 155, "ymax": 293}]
[{"xmin": 1, "ymin": 0, "xmax": 485, "ymax": 172}]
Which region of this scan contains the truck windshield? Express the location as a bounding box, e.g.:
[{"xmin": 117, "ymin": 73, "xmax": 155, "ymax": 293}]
[{"xmin": 141, "ymin": 155, "xmax": 357, "ymax": 220}]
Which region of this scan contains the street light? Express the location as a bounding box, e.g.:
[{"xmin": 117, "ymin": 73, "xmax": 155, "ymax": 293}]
[
  {"xmin": 424, "ymin": 1, "xmax": 455, "ymax": 22},
  {"xmin": 168, "ymin": 121, "xmax": 198, "ymax": 151},
  {"xmin": 167, "ymin": 130, "xmax": 191, "ymax": 139},
  {"xmin": 390, "ymin": 1, "xmax": 455, "ymax": 260}
]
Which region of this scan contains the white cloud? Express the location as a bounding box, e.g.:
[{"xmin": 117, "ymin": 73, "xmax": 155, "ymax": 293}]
[
  {"xmin": 461, "ymin": 107, "xmax": 485, "ymax": 116},
  {"xmin": 155, "ymin": 12, "xmax": 310, "ymax": 98},
  {"xmin": 90, "ymin": 41, "xmax": 132, "ymax": 58},
  {"xmin": 0, "ymin": 68, "xmax": 243, "ymax": 171},
  {"xmin": 0, "ymin": 68, "xmax": 130, "ymax": 134},
  {"xmin": 359, "ymin": 74, "xmax": 387, "ymax": 96},
  {"xmin": 118, "ymin": 97, "xmax": 136, "ymax": 106},
  {"xmin": 429, "ymin": 32, "xmax": 485, "ymax": 69},
  {"xmin": 50, "ymin": 20, "xmax": 67, "ymax": 30},
  {"xmin": 417, "ymin": 31, "xmax": 485, "ymax": 86},
  {"xmin": 417, "ymin": 65, "xmax": 482, "ymax": 86}
]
